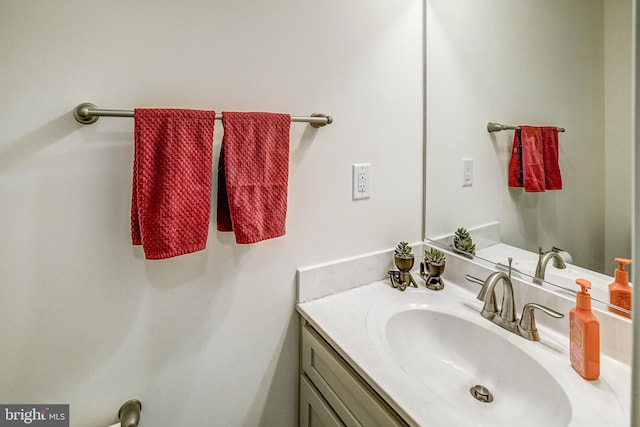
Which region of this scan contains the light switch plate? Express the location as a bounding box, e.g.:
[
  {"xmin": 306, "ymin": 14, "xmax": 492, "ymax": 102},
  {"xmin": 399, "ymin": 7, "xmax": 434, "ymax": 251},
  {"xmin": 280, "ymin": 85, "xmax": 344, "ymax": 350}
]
[{"xmin": 462, "ymin": 158, "xmax": 473, "ymax": 187}]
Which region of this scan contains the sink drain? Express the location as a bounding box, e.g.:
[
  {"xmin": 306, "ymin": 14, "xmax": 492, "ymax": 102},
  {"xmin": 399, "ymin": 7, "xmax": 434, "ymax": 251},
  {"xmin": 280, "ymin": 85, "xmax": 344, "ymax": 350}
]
[{"xmin": 469, "ymin": 385, "xmax": 494, "ymax": 403}]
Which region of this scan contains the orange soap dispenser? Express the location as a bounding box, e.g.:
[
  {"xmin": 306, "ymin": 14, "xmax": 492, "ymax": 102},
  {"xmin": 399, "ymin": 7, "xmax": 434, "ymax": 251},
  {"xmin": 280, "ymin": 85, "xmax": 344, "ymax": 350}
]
[
  {"xmin": 609, "ymin": 257, "xmax": 632, "ymax": 318},
  {"xmin": 570, "ymin": 278, "xmax": 600, "ymax": 380}
]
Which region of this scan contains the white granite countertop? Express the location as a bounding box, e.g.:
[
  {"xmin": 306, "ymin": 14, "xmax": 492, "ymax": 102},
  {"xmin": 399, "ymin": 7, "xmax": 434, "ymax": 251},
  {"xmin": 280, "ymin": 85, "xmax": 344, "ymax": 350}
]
[{"xmin": 298, "ymin": 279, "xmax": 631, "ymax": 427}]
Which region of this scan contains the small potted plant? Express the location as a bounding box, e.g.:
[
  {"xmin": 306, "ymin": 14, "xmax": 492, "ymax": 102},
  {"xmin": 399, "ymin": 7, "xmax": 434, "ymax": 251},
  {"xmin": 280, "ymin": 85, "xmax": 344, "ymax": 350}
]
[
  {"xmin": 394, "ymin": 241, "xmax": 414, "ymax": 270},
  {"xmin": 390, "ymin": 241, "xmax": 417, "ymax": 291},
  {"xmin": 453, "ymin": 227, "xmax": 471, "ymax": 248},
  {"xmin": 422, "ymin": 247, "xmax": 446, "ymax": 290},
  {"xmin": 453, "ymin": 227, "xmax": 476, "ymax": 259},
  {"xmin": 424, "ymin": 247, "xmax": 446, "ymax": 267},
  {"xmin": 455, "ymin": 238, "xmax": 476, "ymax": 259}
]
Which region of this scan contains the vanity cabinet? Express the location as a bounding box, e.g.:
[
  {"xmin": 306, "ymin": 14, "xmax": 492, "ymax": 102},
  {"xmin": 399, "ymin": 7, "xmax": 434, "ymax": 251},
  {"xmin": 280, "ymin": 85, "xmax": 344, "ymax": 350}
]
[
  {"xmin": 299, "ymin": 321, "xmax": 407, "ymax": 427},
  {"xmin": 299, "ymin": 375, "xmax": 344, "ymax": 427}
]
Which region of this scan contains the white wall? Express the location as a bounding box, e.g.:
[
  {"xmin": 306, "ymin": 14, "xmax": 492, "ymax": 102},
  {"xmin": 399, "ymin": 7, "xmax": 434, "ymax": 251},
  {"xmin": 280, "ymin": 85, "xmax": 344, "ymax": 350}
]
[
  {"xmin": 425, "ymin": 0, "xmax": 623, "ymax": 273},
  {"xmin": 0, "ymin": 1, "xmax": 423, "ymax": 426}
]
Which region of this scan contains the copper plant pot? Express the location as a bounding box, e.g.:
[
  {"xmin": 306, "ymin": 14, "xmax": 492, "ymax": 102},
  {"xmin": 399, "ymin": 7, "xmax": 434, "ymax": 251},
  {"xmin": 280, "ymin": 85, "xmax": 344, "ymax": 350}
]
[
  {"xmin": 394, "ymin": 255, "xmax": 415, "ymax": 272},
  {"xmin": 427, "ymin": 261, "xmax": 445, "ymax": 277},
  {"xmin": 391, "ymin": 255, "xmax": 417, "ymax": 291},
  {"xmin": 424, "ymin": 261, "xmax": 445, "ymax": 290}
]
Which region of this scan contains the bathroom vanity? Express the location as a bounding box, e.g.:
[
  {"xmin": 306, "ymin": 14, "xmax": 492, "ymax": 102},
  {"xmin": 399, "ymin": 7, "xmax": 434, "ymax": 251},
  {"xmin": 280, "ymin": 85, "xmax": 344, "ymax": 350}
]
[
  {"xmin": 297, "ymin": 247, "xmax": 631, "ymax": 427},
  {"xmin": 299, "ymin": 321, "xmax": 406, "ymax": 426}
]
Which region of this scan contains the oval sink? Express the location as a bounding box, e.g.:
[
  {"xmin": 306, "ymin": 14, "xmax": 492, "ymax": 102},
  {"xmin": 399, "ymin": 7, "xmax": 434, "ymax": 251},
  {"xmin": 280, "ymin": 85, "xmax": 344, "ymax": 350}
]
[
  {"xmin": 384, "ymin": 308, "xmax": 572, "ymax": 427},
  {"xmin": 302, "ymin": 280, "xmax": 630, "ymax": 426}
]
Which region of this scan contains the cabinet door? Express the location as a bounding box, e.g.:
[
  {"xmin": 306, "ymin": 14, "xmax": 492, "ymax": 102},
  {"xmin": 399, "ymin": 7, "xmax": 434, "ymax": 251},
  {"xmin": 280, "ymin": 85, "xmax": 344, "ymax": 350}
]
[
  {"xmin": 300, "ymin": 375, "xmax": 345, "ymax": 427},
  {"xmin": 301, "ymin": 323, "xmax": 407, "ymax": 427}
]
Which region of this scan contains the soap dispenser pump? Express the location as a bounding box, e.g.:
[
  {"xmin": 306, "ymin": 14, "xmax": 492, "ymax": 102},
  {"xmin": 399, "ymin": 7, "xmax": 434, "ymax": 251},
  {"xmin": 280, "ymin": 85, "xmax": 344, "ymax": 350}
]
[
  {"xmin": 608, "ymin": 257, "xmax": 632, "ymax": 318},
  {"xmin": 570, "ymin": 278, "xmax": 600, "ymax": 380}
]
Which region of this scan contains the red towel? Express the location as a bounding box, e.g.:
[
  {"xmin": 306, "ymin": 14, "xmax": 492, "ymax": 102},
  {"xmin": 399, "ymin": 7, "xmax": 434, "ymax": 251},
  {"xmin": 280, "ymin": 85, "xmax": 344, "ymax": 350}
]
[
  {"xmin": 132, "ymin": 108, "xmax": 216, "ymax": 259},
  {"xmin": 508, "ymin": 129, "xmax": 523, "ymax": 187},
  {"xmin": 508, "ymin": 126, "xmax": 545, "ymax": 192},
  {"xmin": 541, "ymin": 126, "xmax": 562, "ymax": 190},
  {"xmin": 217, "ymin": 112, "xmax": 291, "ymax": 243}
]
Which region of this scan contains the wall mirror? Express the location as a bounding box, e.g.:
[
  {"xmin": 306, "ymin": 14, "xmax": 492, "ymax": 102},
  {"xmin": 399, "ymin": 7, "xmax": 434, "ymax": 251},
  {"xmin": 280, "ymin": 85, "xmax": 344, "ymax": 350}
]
[{"xmin": 424, "ymin": 0, "xmax": 633, "ymax": 315}]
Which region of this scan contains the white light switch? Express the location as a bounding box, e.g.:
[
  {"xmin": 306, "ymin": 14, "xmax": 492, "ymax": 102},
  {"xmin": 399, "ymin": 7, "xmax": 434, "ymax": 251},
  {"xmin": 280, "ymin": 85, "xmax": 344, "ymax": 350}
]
[{"xmin": 462, "ymin": 158, "xmax": 473, "ymax": 187}]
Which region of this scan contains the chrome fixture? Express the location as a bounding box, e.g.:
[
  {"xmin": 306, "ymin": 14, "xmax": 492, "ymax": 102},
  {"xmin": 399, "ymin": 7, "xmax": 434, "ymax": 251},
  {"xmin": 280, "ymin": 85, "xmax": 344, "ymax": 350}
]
[
  {"xmin": 519, "ymin": 303, "xmax": 564, "ymax": 341},
  {"xmin": 73, "ymin": 103, "xmax": 333, "ymax": 128},
  {"xmin": 469, "ymin": 384, "xmax": 494, "ymax": 403},
  {"xmin": 468, "ymin": 258, "xmax": 564, "ymax": 341},
  {"xmin": 486, "ymin": 122, "xmax": 565, "ymax": 133},
  {"xmin": 478, "ymin": 268, "xmax": 516, "ymax": 323},
  {"xmin": 118, "ymin": 400, "xmax": 142, "ymax": 427},
  {"xmin": 534, "ymin": 246, "xmax": 567, "ymax": 285}
]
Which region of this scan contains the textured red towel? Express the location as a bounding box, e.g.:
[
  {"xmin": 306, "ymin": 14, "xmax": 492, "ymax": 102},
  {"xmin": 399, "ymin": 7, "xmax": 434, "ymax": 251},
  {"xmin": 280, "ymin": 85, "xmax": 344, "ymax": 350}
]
[
  {"xmin": 508, "ymin": 129, "xmax": 523, "ymax": 187},
  {"xmin": 541, "ymin": 126, "xmax": 562, "ymax": 190},
  {"xmin": 132, "ymin": 109, "xmax": 216, "ymax": 259},
  {"xmin": 508, "ymin": 126, "xmax": 545, "ymax": 192},
  {"xmin": 217, "ymin": 112, "xmax": 291, "ymax": 244}
]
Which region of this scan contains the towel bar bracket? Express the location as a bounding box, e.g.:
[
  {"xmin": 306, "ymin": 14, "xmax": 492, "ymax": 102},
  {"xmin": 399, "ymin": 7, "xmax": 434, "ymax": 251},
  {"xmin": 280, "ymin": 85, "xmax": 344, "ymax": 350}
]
[
  {"xmin": 310, "ymin": 113, "xmax": 333, "ymax": 128},
  {"xmin": 487, "ymin": 122, "xmax": 517, "ymax": 132},
  {"xmin": 118, "ymin": 399, "xmax": 142, "ymax": 427},
  {"xmin": 73, "ymin": 102, "xmax": 99, "ymax": 124}
]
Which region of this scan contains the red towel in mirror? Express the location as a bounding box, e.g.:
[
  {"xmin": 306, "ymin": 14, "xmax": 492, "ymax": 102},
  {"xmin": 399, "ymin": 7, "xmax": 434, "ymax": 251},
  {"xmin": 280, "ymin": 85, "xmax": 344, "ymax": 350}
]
[
  {"xmin": 217, "ymin": 112, "xmax": 291, "ymax": 243},
  {"xmin": 509, "ymin": 126, "xmax": 545, "ymax": 192},
  {"xmin": 132, "ymin": 108, "xmax": 216, "ymax": 259},
  {"xmin": 542, "ymin": 126, "xmax": 562, "ymax": 190}
]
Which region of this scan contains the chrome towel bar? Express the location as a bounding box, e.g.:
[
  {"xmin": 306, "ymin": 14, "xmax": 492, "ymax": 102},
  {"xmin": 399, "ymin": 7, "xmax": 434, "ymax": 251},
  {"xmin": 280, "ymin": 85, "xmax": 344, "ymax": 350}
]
[
  {"xmin": 74, "ymin": 103, "xmax": 333, "ymax": 128},
  {"xmin": 487, "ymin": 122, "xmax": 565, "ymax": 133}
]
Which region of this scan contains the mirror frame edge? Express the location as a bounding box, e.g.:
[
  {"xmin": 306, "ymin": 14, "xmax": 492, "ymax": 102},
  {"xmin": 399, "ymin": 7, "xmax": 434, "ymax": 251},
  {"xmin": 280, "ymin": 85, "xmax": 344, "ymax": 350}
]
[
  {"xmin": 632, "ymin": 0, "xmax": 639, "ymax": 424},
  {"xmin": 421, "ymin": 0, "xmax": 427, "ymax": 242}
]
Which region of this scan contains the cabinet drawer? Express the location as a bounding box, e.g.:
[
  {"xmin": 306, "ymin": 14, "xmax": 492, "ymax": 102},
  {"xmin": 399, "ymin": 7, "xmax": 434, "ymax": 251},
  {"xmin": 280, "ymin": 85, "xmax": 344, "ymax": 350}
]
[
  {"xmin": 300, "ymin": 375, "xmax": 345, "ymax": 427},
  {"xmin": 301, "ymin": 322, "xmax": 406, "ymax": 427}
]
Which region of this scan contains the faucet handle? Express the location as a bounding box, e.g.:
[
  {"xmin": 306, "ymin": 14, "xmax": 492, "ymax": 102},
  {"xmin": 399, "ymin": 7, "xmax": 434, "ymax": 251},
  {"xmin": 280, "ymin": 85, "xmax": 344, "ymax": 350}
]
[
  {"xmin": 519, "ymin": 303, "xmax": 564, "ymax": 341},
  {"xmin": 552, "ymin": 254, "xmax": 567, "ymax": 269},
  {"xmin": 465, "ymin": 274, "xmax": 484, "ymax": 287},
  {"xmin": 465, "ymin": 274, "xmax": 498, "ymax": 311}
]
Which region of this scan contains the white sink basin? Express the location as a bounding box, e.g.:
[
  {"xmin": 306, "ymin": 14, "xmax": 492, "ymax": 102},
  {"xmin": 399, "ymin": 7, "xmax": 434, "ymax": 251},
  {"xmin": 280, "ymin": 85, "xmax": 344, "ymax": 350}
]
[
  {"xmin": 299, "ymin": 279, "xmax": 630, "ymax": 426},
  {"xmin": 385, "ymin": 308, "xmax": 571, "ymax": 426}
]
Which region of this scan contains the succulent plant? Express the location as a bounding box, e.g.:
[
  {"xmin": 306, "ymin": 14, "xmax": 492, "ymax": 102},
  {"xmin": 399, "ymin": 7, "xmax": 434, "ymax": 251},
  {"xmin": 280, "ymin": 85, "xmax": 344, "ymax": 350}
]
[
  {"xmin": 424, "ymin": 248, "xmax": 446, "ymax": 264},
  {"xmin": 394, "ymin": 241, "xmax": 413, "ymax": 258},
  {"xmin": 455, "ymin": 238, "xmax": 476, "ymax": 258},
  {"xmin": 453, "ymin": 227, "xmax": 476, "ymax": 258},
  {"xmin": 453, "ymin": 227, "xmax": 471, "ymax": 246}
]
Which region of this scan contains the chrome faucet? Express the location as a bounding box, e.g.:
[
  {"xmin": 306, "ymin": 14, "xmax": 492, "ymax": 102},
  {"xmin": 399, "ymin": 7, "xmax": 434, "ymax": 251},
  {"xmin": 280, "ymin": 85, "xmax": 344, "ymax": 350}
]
[
  {"xmin": 534, "ymin": 246, "xmax": 567, "ymax": 285},
  {"xmin": 478, "ymin": 269, "xmax": 516, "ymax": 323},
  {"xmin": 467, "ymin": 258, "xmax": 564, "ymax": 341}
]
